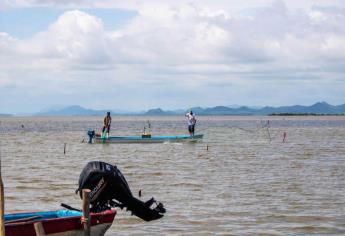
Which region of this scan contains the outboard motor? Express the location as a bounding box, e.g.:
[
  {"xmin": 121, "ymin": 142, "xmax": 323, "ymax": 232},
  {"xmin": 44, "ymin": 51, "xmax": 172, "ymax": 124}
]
[
  {"xmin": 76, "ymin": 161, "xmax": 166, "ymax": 221},
  {"xmin": 87, "ymin": 129, "xmax": 95, "ymax": 143}
]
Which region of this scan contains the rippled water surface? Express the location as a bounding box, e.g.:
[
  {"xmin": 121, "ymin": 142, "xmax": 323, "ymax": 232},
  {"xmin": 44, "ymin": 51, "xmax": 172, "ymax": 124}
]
[{"xmin": 1, "ymin": 116, "xmax": 345, "ymax": 235}]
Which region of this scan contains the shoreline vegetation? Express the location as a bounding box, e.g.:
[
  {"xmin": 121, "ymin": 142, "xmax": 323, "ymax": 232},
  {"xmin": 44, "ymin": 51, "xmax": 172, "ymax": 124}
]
[
  {"xmin": 269, "ymin": 113, "xmax": 345, "ymax": 116},
  {"xmin": 2, "ymin": 102, "xmax": 345, "ymax": 117},
  {"xmin": 2, "ymin": 113, "xmax": 345, "ymax": 117}
]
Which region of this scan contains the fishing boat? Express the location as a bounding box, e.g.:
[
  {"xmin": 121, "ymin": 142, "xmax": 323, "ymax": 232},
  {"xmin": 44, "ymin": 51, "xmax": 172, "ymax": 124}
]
[
  {"xmin": 87, "ymin": 130, "xmax": 203, "ymax": 144},
  {"xmin": 3, "ymin": 161, "xmax": 165, "ymax": 236},
  {"xmin": 5, "ymin": 209, "xmax": 116, "ymax": 236}
]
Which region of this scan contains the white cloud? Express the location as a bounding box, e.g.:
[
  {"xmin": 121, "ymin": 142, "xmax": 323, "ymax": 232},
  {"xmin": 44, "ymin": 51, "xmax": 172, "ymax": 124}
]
[
  {"xmin": 1, "ymin": 0, "xmax": 345, "ymax": 112},
  {"xmin": 3, "ymin": 2, "xmax": 345, "ymax": 67},
  {"xmin": 21, "ymin": 10, "xmax": 109, "ymax": 65}
]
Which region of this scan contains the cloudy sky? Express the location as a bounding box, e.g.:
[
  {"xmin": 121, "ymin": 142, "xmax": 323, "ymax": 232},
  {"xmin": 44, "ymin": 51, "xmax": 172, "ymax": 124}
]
[{"xmin": 1, "ymin": 0, "xmax": 345, "ymax": 113}]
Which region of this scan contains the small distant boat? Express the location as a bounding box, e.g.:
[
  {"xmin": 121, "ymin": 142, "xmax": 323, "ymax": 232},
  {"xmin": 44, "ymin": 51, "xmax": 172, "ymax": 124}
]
[
  {"xmin": 87, "ymin": 130, "xmax": 203, "ymax": 144},
  {"xmin": 5, "ymin": 209, "xmax": 116, "ymax": 236}
]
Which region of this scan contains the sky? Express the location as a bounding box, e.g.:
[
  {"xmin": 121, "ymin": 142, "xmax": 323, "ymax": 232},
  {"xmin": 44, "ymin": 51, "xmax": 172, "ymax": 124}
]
[{"xmin": 1, "ymin": 0, "xmax": 345, "ymax": 113}]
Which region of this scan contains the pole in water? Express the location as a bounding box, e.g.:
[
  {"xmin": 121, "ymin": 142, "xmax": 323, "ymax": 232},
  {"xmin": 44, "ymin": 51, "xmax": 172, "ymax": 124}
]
[
  {"xmin": 82, "ymin": 189, "xmax": 91, "ymax": 236},
  {"xmin": 64, "ymin": 143, "xmax": 66, "ymax": 155},
  {"xmin": 206, "ymin": 145, "xmax": 209, "ymax": 151},
  {"xmin": 265, "ymin": 120, "xmax": 271, "ymax": 142},
  {"xmin": 0, "ymin": 156, "xmax": 5, "ymax": 236},
  {"xmin": 266, "ymin": 127, "xmax": 271, "ymax": 142},
  {"xmin": 283, "ymin": 132, "xmax": 287, "ymax": 142}
]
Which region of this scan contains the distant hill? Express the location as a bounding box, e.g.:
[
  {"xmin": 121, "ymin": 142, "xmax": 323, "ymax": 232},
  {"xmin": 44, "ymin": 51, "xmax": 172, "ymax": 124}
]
[
  {"xmin": 35, "ymin": 105, "xmax": 142, "ymax": 116},
  {"xmin": 36, "ymin": 105, "xmax": 109, "ymax": 116},
  {"xmin": 145, "ymin": 108, "xmax": 182, "ymax": 115},
  {"xmin": 260, "ymin": 102, "xmax": 344, "ymax": 115},
  {"xmin": 3, "ymin": 101, "xmax": 344, "ymax": 116},
  {"xmin": 145, "ymin": 108, "xmax": 167, "ymax": 115},
  {"xmin": 0, "ymin": 113, "xmax": 12, "ymax": 117},
  {"xmin": 144, "ymin": 102, "xmax": 345, "ymax": 115}
]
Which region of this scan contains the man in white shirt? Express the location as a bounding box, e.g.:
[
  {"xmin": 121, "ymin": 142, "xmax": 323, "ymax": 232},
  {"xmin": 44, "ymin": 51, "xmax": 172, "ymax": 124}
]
[{"xmin": 185, "ymin": 111, "xmax": 196, "ymax": 136}]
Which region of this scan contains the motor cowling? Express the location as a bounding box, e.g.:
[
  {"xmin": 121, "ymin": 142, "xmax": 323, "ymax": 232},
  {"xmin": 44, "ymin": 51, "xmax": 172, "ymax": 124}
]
[
  {"xmin": 76, "ymin": 161, "xmax": 165, "ymax": 221},
  {"xmin": 87, "ymin": 130, "xmax": 95, "ymax": 143}
]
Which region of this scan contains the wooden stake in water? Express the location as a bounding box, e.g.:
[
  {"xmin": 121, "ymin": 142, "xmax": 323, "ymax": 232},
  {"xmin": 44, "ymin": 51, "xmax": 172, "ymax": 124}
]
[
  {"xmin": 64, "ymin": 143, "xmax": 66, "ymax": 155},
  {"xmin": 283, "ymin": 132, "xmax": 287, "ymax": 142},
  {"xmin": 82, "ymin": 189, "xmax": 91, "ymax": 236},
  {"xmin": 265, "ymin": 120, "xmax": 271, "ymax": 142},
  {"xmin": 0, "ymin": 157, "xmax": 5, "ymax": 236}
]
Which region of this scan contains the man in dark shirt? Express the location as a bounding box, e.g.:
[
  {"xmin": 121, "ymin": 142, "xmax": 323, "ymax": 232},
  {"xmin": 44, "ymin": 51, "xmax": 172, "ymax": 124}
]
[{"xmin": 102, "ymin": 112, "xmax": 112, "ymax": 138}]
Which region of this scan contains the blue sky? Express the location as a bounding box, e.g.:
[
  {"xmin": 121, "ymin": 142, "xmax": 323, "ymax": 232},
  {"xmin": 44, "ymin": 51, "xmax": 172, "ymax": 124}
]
[
  {"xmin": 1, "ymin": 0, "xmax": 345, "ymax": 114},
  {"xmin": 0, "ymin": 8, "xmax": 137, "ymax": 38}
]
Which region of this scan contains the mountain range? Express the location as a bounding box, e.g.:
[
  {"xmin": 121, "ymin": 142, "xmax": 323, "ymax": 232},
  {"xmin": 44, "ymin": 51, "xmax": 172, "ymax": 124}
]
[
  {"xmin": 0, "ymin": 113, "xmax": 12, "ymax": 117},
  {"xmin": 18, "ymin": 102, "xmax": 345, "ymax": 116}
]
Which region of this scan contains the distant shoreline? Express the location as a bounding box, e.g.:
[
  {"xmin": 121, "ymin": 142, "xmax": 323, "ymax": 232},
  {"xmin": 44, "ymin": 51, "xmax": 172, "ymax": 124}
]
[
  {"xmin": 269, "ymin": 113, "xmax": 345, "ymax": 116},
  {"xmin": 2, "ymin": 101, "xmax": 345, "ymax": 116},
  {"xmin": 2, "ymin": 114, "xmax": 345, "ymax": 118}
]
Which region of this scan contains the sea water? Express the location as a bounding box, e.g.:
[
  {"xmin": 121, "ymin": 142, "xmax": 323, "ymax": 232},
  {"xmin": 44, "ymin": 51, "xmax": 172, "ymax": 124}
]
[{"xmin": 1, "ymin": 116, "xmax": 345, "ymax": 235}]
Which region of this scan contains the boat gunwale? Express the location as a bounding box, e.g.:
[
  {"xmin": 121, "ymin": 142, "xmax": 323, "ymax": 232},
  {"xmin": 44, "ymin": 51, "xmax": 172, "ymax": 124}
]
[
  {"xmin": 95, "ymin": 134, "xmax": 203, "ymax": 141},
  {"xmin": 5, "ymin": 209, "xmax": 116, "ymax": 235}
]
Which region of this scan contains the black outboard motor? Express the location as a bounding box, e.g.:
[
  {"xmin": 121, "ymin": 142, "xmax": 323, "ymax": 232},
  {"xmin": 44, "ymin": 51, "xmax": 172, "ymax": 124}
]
[
  {"xmin": 76, "ymin": 161, "xmax": 165, "ymax": 221},
  {"xmin": 87, "ymin": 130, "xmax": 95, "ymax": 143}
]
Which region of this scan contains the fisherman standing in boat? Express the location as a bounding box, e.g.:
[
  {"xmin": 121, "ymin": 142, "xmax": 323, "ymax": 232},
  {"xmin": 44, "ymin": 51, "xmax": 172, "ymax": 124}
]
[
  {"xmin": 102, "ymin": 112, "xmax": 112, "ymax": 138},
  {"xmin": 185, "ymin": 111, "xmax": 196, "ymax": 136}
]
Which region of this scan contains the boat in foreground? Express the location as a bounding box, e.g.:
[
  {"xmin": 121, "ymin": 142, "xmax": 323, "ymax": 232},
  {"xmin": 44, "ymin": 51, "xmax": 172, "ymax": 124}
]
[
  {"xmin": 5, "ymin": 209, "xmax": 116, "ymax": 236},
  {"xmin": 89, "ymin": 133, "xmax": 204, "ymax": 144},
  {"xmin": 4, "ymin": 161, "xmax": 165, "ymax": 236}
]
